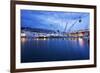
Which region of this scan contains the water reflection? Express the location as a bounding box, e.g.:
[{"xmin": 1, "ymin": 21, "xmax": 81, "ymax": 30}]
[
  {"xmin": 78, "ymin": 38, "xmax": 84, "ymax": 47},
  {"xmin": 21, "ymin": 37, "xmax": 89, "ymax": 63},
  {"xmin": 21, "ymin": 38, "xmax": 27, "ymax": 43}
]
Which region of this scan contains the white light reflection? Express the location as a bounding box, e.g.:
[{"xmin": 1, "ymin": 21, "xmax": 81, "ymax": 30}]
[
  {"xmin": 78, "ymin": 38, "xmax": 84, "ymax": 47},
  {"xmin": 21, "ymin": 38, "xmax": 27, "ymax": 43}
]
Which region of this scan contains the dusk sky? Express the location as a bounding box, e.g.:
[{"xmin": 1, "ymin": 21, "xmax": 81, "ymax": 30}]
[{"xmin": 21, "ymin": 10, "xmax": 90, "ymax": 32}]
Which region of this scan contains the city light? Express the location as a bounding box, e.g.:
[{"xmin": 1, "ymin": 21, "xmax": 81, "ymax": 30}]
[{"xmin": 21, "ymin": 33, "xmax": 26, "ymax": 37}]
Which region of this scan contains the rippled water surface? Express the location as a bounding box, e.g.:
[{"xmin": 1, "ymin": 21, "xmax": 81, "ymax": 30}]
[{"xmin": 21, "ymin": 38, "xmax": 89, "ymax": 63}]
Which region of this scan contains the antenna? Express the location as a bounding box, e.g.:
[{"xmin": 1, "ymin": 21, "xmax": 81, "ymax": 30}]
[
  {"xmin": 63, "ymin": 22, "xmax": 68, "ymax": 33},
  {"xmin": 67, "ymin": 19, "xmax": 77, "ymax": 32}
]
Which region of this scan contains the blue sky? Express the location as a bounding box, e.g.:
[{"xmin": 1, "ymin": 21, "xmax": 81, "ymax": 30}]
[{"xmin": 21, "ymin": 10, "xmax": 90, "ymax": 32}]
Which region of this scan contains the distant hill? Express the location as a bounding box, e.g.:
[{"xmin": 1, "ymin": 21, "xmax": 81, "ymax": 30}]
[{"xmin": 21, "ymin": 27, "xmax": 56, "ymax": 33}]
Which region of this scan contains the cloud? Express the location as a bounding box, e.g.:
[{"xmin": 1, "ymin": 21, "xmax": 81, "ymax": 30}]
[{"xmin": 21, "ymin": 10, "xmax": 89, "ymax": 32}]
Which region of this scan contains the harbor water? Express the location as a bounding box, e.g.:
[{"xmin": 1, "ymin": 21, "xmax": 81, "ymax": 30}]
[{"xmin": 21, "ymin": 37, "xmax": 89, "ymax": 63}]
